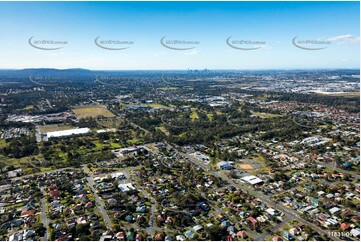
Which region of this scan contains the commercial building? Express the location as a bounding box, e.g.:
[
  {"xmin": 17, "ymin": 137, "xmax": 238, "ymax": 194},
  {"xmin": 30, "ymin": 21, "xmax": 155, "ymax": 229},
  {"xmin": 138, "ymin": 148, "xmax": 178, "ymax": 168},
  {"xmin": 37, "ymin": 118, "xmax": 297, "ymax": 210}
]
[
  {"xmin": 241, "ymin": 175, "xmax": 263, "ymax": 185},
  {"xmin": 218, "ymin": 161, "xmax": 234, "ymax": 170}
]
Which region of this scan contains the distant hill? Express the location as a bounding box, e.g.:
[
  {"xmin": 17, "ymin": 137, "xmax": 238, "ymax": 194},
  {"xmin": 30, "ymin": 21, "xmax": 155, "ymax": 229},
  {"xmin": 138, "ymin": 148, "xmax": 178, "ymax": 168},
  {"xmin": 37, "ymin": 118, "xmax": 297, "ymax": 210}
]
[{"xmin": 0, "ymin": 68, "xmax": 94, "ymax": 78}]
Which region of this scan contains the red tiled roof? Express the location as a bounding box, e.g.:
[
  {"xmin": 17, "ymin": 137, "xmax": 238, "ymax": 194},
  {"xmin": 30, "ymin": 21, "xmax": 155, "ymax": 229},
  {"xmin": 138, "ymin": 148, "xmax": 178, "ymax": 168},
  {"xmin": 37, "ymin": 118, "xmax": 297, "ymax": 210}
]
[{"xmin": 340, "ymin": 223, "xmax": 350, "ymax": 230}]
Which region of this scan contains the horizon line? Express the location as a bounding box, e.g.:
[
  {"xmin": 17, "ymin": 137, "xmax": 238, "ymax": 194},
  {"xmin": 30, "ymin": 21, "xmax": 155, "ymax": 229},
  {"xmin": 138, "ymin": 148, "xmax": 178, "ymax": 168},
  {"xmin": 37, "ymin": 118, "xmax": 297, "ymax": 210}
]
[{"xmin": 0, "ymin": 68, "xmax": 360, "ymax": 71}]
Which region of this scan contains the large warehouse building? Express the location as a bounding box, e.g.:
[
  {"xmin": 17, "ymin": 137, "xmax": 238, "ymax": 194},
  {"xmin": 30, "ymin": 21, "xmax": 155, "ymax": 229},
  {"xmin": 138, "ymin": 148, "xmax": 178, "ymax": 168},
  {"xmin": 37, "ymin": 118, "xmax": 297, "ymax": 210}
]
[{"xmin": 46, "ymin": 128, "xmax": 91, "ymax": 138}]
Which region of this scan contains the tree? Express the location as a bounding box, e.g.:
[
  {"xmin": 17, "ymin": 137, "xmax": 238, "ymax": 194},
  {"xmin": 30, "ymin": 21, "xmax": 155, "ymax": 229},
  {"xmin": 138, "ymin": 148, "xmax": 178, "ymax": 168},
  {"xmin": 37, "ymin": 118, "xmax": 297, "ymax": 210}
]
[
  {"xmin": 0, "ymin": 161, "xmax": 6, "ymax": 173},
  {"xmin": 205, "ymin": 225, "xmax": 226, "ymax": 240},
  {"xmin": 33, "ymin": 223, "xmax": 46, "ymax": 237},
  {"xmin": 76, "ymin": 223, "xmax": 90, "ymax": 235},
  {"xmin": 228, "ymin": 170, "xmax": 238, "ymax": 179}
]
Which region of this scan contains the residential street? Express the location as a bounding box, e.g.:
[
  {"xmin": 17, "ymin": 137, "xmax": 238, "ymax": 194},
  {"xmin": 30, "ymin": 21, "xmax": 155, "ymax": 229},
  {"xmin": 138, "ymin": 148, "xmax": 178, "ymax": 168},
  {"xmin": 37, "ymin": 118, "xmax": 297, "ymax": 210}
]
[
  {"xmin": 40, "ymin": 187, "xmax": 49, "ymax": 241},
  {"xmin": 81, "ymin": 165, "xmax": 113, "ymax": 229},
  {"xmin": 126, "ymin": 167, "xmax": 159, "ymax": 234}
]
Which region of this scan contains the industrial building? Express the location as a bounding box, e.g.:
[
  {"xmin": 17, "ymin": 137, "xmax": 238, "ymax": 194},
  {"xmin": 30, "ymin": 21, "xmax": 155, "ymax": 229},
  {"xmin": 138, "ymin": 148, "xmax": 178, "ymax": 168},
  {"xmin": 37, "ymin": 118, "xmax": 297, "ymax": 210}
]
[{"xmin": 46, "ymin": 128, "xmax": 91, "ymax": 138}]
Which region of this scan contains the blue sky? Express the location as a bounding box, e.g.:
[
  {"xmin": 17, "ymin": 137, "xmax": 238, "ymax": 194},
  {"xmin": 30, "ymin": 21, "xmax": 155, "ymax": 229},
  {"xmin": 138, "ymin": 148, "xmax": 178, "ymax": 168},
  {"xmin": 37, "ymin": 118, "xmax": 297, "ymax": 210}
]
[{"xmin": 0, "ymin": 1, "xmax": 359, "ymax": 70}]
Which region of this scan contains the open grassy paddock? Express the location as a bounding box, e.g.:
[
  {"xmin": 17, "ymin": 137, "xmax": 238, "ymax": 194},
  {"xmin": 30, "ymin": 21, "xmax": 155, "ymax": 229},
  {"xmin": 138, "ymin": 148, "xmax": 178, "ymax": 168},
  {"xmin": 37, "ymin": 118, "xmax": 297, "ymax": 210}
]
[
  {"xmin": 38, "ymin": 124, "xmax": 75, "ymax": 133},
  {"xmin": 251, "ymin": 110, "xmax": 283, "ymax": 119},
  {"xmin": 72, "ymin": 105, "xmax": 115, "ymax": 119}
]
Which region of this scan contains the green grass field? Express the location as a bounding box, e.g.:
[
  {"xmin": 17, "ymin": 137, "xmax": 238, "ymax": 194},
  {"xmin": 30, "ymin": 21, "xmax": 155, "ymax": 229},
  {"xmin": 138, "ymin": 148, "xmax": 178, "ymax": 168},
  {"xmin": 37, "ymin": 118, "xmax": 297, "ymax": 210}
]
[
  {"xmin": 39, "ymin": 124, "xmax": 75, "ymax": 133},
  {"xmin": 190, "ymin": 108, "xmax": 199, "ymax": 121},
  {"xmin": 23, "ymin": 105, "xmax": 34, "ymax": 110},
  {"xmin": 317, "ymin": 92, "xmax": 360, "ymax": 98},
  {"xmin": 145, "ymin": 103, "xmax": 169, "ymax": 109},
  {"xmin": 251, "ymin": 110, "xmax": 283, "ymax": 119},
  {"xmin": 0, "ymin": 154, "xmax": 48, "ymax": 173},
  {"xmin": 0, "ymin": 139, "xmax": 6, "ymax": 148},
  {"xmin": 72, "ymin": 105, "xmax": 115, "ymax": 119},
  {"xmin": 96, "ymin": 119, "xmax": 122, "ymax": 128},
  {"xmin": 158, "ymin": 87, "xmax": 179, "ymax": 90},
  {"xmin": 156, "ymin": 126, "xmax": 170, "ymax": 136}
]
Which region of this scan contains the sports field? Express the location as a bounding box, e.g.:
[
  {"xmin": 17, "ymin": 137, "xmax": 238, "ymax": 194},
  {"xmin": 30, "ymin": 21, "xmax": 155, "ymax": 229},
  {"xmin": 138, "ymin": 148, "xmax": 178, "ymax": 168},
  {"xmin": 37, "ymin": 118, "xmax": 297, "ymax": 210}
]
[{"xmin": 239, "ymin": 164, "xmax": 253, "ymax": 169}]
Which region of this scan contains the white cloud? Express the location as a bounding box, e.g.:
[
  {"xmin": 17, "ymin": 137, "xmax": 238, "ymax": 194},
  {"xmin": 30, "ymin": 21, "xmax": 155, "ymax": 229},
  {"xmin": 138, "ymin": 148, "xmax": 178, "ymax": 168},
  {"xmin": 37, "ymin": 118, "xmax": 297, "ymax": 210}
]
[
  {"xmin": 226, "ymin": 44, "xmax": 271, "ymax": 51},
  {"xmin": 327, "ymin": 35, "xmax": 360, "ymax": 45}
]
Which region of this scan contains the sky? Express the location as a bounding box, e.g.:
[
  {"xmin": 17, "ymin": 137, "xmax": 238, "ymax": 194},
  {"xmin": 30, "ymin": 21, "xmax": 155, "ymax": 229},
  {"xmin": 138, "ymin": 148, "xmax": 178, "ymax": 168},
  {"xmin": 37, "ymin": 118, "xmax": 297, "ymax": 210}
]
[{"xmin": 0, "ymin": 1, "xmax": 359, "ymax": 70}]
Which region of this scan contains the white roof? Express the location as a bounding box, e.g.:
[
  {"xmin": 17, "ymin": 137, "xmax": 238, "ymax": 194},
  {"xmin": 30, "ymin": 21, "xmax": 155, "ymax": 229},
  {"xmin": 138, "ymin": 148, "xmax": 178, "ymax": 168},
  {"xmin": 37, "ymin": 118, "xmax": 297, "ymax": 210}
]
[
  {"xmin": 326, "ymin": 218, "xmax": 338, "ymax": 225},
  {"xmin": 329, "ymin": 207, "xmax": 340, "ymax": 214},
  {"xmin": 266, "ymin": 208, "xmax": 276, "ymax": 215},
  {"xmin": 241, "ymin": 175, "xmax": 263, "ymax": 185},
  {"xmin": 351, "ymin": 229, "xmax": 360, "ymax": 237},
  {"xmin": 193, "ymin": 225, "xmax": 203, "ymax": 231},
  {"xmin": 303, "ymin": 206, "xmax": 313, "ymax": 212},
  {"xmin": 111, "ymin": 172, "xmax": 125, "ymax": 178},
  {"xmin": 118, "ymin": 183, "xmax": 135, "ymax": 192},
  {"xmin": 47, "ymin": 128, "xmax": 90, "ymax": 138},
  {"xmin": 176, "ymin": 235, "xmax": 185, "ymax": 241},
  {"xmin": 96, "ymin": 128, "xmax": 116, "ymax": 133}
]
